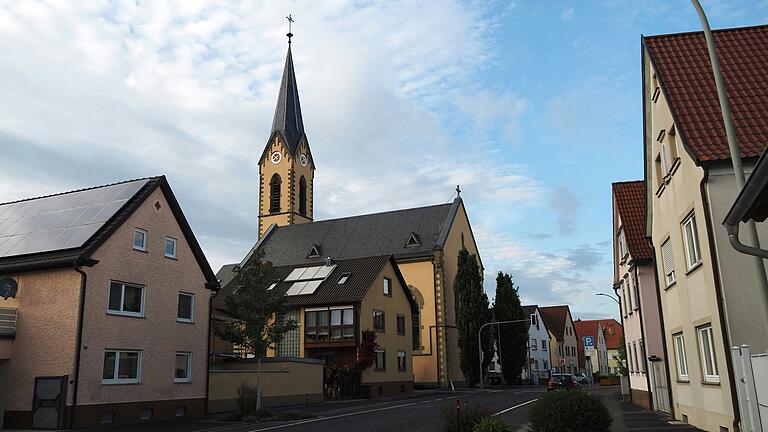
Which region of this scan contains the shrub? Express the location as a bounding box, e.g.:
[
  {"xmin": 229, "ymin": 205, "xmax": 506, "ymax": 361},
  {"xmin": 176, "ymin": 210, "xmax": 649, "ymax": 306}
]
[
  {"xmin": 236, "ymin": 383, "xmax": 259, "ymax": 416},
  {"xmin": 273, "ymin": 411, "xmax": 316, "ymax": 421},
  {"xmin": 437, "ymin": 401, "xmax": 491, "ymax": 432},
  {"xmin": 528, "ymin": 390, "xmax": 612, "ymax": 432},
  {"xmin": 241, "ymin": 408, "xmax": 274, "ymax": 422},
  {"xmin": 472, "ymin": 416, "xmax": 511, "ymax": 432}
]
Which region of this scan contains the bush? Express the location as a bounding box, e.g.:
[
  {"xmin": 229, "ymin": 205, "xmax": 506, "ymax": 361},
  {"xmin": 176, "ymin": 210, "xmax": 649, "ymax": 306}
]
[
  {"xmin": 528, "ymin": 390, "xmax": 612, "ymax": 432},
  {"xmin": 273, "ymin": 411, "xmax": 316, "ymax": 421},
  {"xmin": 472, "ymin": 416, "xmax": 511, "ymax": 432},
  {"xmin": 437, "ymin": 401, "xmax": 490, "ymax": 432},
  {"xmin": 236, "ymin": 383, "xmax": 259, "ymax": 416}
]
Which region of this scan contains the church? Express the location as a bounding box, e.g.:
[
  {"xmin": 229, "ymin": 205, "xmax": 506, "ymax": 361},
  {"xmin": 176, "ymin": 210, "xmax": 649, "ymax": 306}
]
[{"xmin": 214, "ymin": 34, "xmax": 483, "ymax": 391}]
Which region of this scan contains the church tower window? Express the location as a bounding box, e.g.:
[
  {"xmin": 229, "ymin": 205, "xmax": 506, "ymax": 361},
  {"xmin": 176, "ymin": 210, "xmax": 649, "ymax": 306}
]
[
  {"xmin": 270, "ymin": 173, "xmax": 282, "ymax": 213},
  {"xmin": 299, "ymin": 176, "xmax": 307, "ymax": 215}
]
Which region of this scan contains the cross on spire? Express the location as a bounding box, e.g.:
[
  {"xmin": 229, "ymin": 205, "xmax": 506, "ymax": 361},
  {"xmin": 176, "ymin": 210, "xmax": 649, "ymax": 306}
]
[{"xmin": 286, "ymin": 14, "xmax": 294, "ymax": 44}]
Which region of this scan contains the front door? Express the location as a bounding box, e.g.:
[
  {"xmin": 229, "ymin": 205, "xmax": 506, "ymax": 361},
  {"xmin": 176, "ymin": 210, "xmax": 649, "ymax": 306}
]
[
  {"xmin": 650, "ymin": 362, "xmax": 670, "ymax": 414},
  {"xmin": 32, "ymin": 376, "xmax": 67, "ymax": 429}
]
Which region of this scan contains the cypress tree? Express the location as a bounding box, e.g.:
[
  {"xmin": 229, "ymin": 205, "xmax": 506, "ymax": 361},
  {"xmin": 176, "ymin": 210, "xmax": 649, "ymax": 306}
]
[
  {"xmin": 456, "ymin": 248, "xmax": 491, "ymax": 387},
  {"xmin": 493, "ymin": 272, "xmax": 528, "ymax": 385}
]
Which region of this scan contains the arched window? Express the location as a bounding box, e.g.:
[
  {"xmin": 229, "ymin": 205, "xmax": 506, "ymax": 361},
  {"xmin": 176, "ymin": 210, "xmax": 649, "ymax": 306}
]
[
  {"xmin": 299, "ymin": 176, "xmax": 307, "ymax": 215},
  {"xmin": 269, "ymin": 174, "xmax": 281, "ymax": 213}
]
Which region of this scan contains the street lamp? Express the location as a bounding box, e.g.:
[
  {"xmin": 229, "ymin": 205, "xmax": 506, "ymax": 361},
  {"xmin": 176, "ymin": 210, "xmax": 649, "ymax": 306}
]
[
  {"xmin": 596, "ymin": 293, "xmax": 619, "ymax": 305},
  {"xmin": 478, "ymin": 318, "xmax": 531, "ymax": 390}
]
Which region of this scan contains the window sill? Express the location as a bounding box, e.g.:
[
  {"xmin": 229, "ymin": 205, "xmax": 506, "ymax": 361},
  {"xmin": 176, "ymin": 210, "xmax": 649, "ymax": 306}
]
[
  {"xmin": 102, "ymin": 381, "xmax": 141, "ymax": 385},
  {"xmin": 133, "ymin": 248, "xmax": 148, "ymax": 254},
  {"xmin": 685, "ymin": 261, "xmax": 703, "ymax": 276},
  {"xmin": 177, "ymin": 319, "xmax": 194, "ymax": 324},
  {"xmin": 107, "ymin": 311, "xmax": 145, "ymax": 319},
  {"xmin": 664, "ymin": 280, "xmax": 677, "ymax": 291},
  {"xmin": 165, "ymin": 255, "xmax": 178, "ymax": 260},
  {"xmin": 701, "ymin": 379, "xmax": 721, "ymax": 386},
  {"xmin": 174, "ymin": 379, "xmax": 192, "ymax": 384},
  {"xmin": 676, "ymin": 379, "xmax": 690, "ymax": 384}
]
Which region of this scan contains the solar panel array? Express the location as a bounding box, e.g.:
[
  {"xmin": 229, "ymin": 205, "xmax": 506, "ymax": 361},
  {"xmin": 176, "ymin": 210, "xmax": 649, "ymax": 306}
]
[
  {"xmin": 0, "ymin": 179, "xmax": 149, "ymax": 258},
  {"xmin": 284, "ymin": 264, "xmax": 337, "ymax": 296}
]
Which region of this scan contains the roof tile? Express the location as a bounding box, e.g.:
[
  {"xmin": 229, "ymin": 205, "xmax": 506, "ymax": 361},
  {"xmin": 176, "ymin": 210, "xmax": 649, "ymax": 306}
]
[{"xmin": 612, "ymin": 181, "xmax": 653, "ymax": 260}]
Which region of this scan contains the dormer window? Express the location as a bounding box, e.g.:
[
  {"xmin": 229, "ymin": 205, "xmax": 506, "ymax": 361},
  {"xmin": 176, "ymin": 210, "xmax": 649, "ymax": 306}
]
[
  {"xmin": 307, "ymin": 244, "xmax": 321, "ymax": 259},
  {"xmin": 405, "ymin": 232, "xmax": 421, "ymax": 248}
]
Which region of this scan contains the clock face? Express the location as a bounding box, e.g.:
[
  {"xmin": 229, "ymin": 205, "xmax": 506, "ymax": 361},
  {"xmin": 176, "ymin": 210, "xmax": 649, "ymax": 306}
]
[
  {"xmin": 299, "ymin": 154, "xmax": 308, "ymax": 167},
  {"xmin": 607, "ymin": 327, "xmax": 615, "ymax": 336},
  {"xmin": 270, "ymin": 151, "xmax": 282, "ymax": 164}
]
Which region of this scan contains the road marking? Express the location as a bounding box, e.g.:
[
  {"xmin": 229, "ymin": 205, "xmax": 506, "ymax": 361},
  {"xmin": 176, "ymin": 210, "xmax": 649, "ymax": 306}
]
[
  {"xmin": 245, "ymin": 402, "xmax": 418, "ymax": 431},
  {"xmin": 491, "ymin": 399, "xmax": 538, "ymax": 417}
]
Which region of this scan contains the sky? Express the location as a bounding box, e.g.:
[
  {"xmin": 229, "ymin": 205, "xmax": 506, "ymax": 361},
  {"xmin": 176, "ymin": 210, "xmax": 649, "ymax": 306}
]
[{"xmin": 1, "ymin": 0, "xmax": 767, "ymax": 321}]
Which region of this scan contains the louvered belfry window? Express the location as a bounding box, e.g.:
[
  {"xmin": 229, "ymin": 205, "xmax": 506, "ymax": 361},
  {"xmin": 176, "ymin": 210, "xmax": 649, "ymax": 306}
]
[
  {"xmin": 270, "ymin": 174, "xmax": 281, "ymax": 213},
  {"xmin": 299, "ymin": 176, "xmax": 307, "ymax": 215},
  {"xmin": 661, "ymin": 239, "xmax": 675, "ymax": 286}
]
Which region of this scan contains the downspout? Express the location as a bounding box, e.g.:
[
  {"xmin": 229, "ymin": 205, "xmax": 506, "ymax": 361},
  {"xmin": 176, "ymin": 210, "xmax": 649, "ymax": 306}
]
[
  {"xmin": 634, "ymin": 265, "xmax": 654, "ymax": 409},
  {"xmin": 725, "ymin": 224, "xmax": 768, "ymax": 258},
  {"xmin": 700, "ymin": 171, "xmax": 742, "ymax": 432},
  {"xmin": 648, "ymin": 246, "xmax": 675, "ymax": 419},
  {"xmin": 70, "ymin": 259, "xmax": 88, "ymax": 429},
  {"xmin": 205, "ymin": 292, "xmax": 214, "ymax": 415},
  {"xmin": 431, "ymin": 259, "xmax": 441, "ymax": 387}
]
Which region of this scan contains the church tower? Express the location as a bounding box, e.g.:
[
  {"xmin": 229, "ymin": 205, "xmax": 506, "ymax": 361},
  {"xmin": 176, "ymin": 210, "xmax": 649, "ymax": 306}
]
[{"xmin": 258, "ymin": 33, "xmax": 314, "ymax": 237}]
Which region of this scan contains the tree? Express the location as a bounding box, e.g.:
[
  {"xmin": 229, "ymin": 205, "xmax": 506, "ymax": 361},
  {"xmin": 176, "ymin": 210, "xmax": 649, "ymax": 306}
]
[
  {"xmin": 616, "ymin": 335, "xmax": 629, "ymax": 376},
  {"xmin": 456, "ymin": 248, "xmax": 491, "ymax": 387},
  {"xmin": 217, "ymin": 252, "xmax": 299, "ymax": 407},
  {"xmin": 493, "ymin": 272, "xmax": 528, "ymax": 385}
]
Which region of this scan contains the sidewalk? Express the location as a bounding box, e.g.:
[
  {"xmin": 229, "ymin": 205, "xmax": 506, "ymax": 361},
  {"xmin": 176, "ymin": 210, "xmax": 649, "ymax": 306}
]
[{"xmin": 594, "ymin": 387, "xmax": 702, "ymax": 431}]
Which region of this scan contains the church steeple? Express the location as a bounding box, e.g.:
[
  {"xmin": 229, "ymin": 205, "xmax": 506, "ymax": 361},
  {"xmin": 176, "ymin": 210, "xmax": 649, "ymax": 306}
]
[{"xmin": 258, "ymin": 23, "xmax": 314, "ymax": 238}]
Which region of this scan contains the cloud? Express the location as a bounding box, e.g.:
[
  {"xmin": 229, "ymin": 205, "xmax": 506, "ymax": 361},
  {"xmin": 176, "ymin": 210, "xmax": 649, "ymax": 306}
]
[
  {"xmin": 561, "ymin": 7, "xmax": 574, "ymax": 21},
  {"xmin": 550, "ymin": 186, "xmax": 580, "ymax": 236},
  {"xmin": 454, "ymin": 90, "xmax": 529, "ymax": 144}
]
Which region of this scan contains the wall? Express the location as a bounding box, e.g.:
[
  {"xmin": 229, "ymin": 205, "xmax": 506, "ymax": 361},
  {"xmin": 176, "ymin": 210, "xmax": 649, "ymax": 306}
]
[
  {"xmin": 527, "ymin": 309, "xmax": 551, "ymax": 379},
  {"xmin": 76, "ymin": 188, "xmax": 211, "ymax": 412},
  {"xmin": 207, "ymin": 358, "xmax": 324, "ymax": 413},
  {"xmin": 398, "ymin": 259, "xmax": 437, "ymax": 384},
  {"xmin": 646, "ymin": 58, "xmax": 735, "ymax": 431}
]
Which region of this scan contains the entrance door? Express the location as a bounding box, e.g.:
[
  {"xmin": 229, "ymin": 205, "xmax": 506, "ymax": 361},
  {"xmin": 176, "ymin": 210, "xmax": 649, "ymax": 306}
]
[
  {"xmin": 32, "ymin": 376, "xmax": 67, "ymax": 429},
  {"xmin": 650, "ymin": 362, "xmax": 670, "ymax": 414}
]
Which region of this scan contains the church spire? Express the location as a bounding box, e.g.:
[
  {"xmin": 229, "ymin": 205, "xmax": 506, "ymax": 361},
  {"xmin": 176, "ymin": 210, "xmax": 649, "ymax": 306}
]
[{"xmin": 270, "ymin": 18, "xmax": 305, "ymax": 154}]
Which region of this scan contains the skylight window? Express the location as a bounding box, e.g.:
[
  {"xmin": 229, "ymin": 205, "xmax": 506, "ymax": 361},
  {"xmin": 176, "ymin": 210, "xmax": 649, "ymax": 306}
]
[
  {"xmin": 284, "ymin": 264, "xmax": 337, "ymax": 296},
  {"xmin": 337, "ymin": 273, "xmax": 351, "ymax": 285}
]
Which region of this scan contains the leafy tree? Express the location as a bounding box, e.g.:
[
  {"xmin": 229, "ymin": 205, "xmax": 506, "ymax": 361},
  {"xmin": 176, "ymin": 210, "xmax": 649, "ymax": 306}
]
[
  {"xmin": 616, "ymin": 335, "xmax": 629, "ymax": 376},
  {"xmin": 493, "ymin": 272, "xmax": 528, "ymax": 385},
  {"xmin": 217, "ymin": 252, "xmax": 298, "ymax": 407},
  {"xmin": 456, "ymin": 248, "xmax": 491, "ymax": 387}
]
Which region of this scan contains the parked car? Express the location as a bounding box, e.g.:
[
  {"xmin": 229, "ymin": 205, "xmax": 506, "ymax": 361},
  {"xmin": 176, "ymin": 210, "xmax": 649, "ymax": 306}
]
[
  {"xmin": 575, "ymin": 372, "xmax": 590, "ymax": 384},
  {"xmin": 547, "ymin": 373, "xmax": 578, "ymax": 391}
]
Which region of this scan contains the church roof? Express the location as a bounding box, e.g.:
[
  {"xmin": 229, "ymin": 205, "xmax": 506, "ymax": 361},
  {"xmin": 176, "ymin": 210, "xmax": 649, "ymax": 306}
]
[
  {"xmin": 270, "ymin": 45, "xmax": 305, "ymax": 154},
  {"xmin": 250, "ymin": 198, "xmax": 461, "ymax": 267}
]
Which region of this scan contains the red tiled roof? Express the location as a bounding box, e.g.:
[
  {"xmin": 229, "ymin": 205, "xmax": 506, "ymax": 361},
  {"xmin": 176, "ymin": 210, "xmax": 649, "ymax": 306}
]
[
  {"xmin": 574, "ymin": 320, "xmax": 601, "ymax": 342},
  {"xmin": 644, "ymin": 25, "xmax": 768, "ymax": 162},
  {"xmin": 539, "ymin": 305, "xmax": 571, "ymax": 341},
  {"xmin": 612, "ymin": 181, "xmax": 653, "ymax": 261},
  {"xmin": 596, "ymin": 319, "xmax": 623, "ymax": 349}
]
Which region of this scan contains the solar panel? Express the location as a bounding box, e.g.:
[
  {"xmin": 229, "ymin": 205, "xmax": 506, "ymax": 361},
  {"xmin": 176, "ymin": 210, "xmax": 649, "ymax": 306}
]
[
  {"xmin": 285, "ymin": 268, "xmax": 307, "ymax": 282},
  {"xmin": 285, "ymin": 281, "xmax": 307, "ymax": 296},
  {"xmin": 0, "ymin": 179, "xmax": 149, "ymax": 258},
  {"xmin": 300, "ymin": 280, "xmax": 323, "ymax": 295},
  {"xmin": 314, "ymin": 265, "xmax": 336, "ymax": 279},
  {"xmin": 283, "ymin": 264, "xmax": 338, "ymax": 296}
]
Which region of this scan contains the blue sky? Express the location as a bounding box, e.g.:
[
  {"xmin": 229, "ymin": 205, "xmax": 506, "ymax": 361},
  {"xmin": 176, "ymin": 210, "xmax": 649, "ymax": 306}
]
[{"xmin": 0, "ymin": 0, "xmax": 766, "ymax": 320}]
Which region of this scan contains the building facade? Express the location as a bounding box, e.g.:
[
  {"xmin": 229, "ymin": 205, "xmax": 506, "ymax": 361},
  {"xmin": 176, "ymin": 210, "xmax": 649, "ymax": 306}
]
[
  {"xmin": 574, "ymin": 320, "xmax": 609, "ymax": 378},
  {"xmin": 522, "ymin": 305, "xmax": 551, "ymax": 384},
  {"xmin": 539, "ymin": 306, "xmax": 578, "ymax": 375},
  {"xmin": 0, "ymin": 177, "xmax": 218, "ymax": 429}
]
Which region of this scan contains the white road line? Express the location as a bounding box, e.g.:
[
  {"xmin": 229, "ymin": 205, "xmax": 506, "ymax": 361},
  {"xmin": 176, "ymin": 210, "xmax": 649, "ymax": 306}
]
[
  {"xmin": 245, "ymin": 402, "xmax": 418, "ymax": 432},
  {"xmin": 491, "ymin": 399, "xmax": 538, "ymax": 417}
]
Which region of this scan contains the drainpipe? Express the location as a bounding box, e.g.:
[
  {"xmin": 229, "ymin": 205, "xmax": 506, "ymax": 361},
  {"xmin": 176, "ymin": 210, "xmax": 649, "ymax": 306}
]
[
  {"xmin": 70, "ymin": 258, "xmax": 90, "ymax": 429},
  {"xmin": 648, "ymin": 246, "xmax": 675, "ymax": 419}
]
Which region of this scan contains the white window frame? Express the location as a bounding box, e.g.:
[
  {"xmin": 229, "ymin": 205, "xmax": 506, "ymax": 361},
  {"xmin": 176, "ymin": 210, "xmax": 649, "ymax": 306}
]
[
  {"xmin": 177, "ymin": 292, "xmax": 194, "ymax": 323},
  {"xmin": 618, "ymin": 228, "xmax": 628, "ymax": 259},
  {"xmin": 133, "ymin": 228, "xmax": 147, "ymax": 251},
  {"xmin": 630, "ymin": 275, "xmax": 639, "ymax": 311},
  {"xmin": 397, "ymin": 350, "xmax": 406, "ymax": 372},
  {"xmin": 102, "ymin": 350, "xmax": 142, "ymax": 384},
  {"xmin": 107, "ymin": 281, "xmax": 146, "ymax": 318},
  {"xmin": 682, "ymin": 213, "xmax": 702, "ymax": 270},
  {"xmin": 383, "ymin": 277, "xmax": 392, "ymax": 297},
  {"xmin": 660, "ymin": 142, "xmax": 672, "ymax": 175},
  {"xmin": 164, "ymin": 236, "xmax": 177, "ymax": 259},
  {"xmin": 621, "ymin": 280, "xmax": 628, "ymax": 318},
  {"xmin": 174, "ymin": 352, "xmax": 192, "ymax": 383},
  {"xmin": 541, "ymin": 340, "xmax": 547, "ymax": 351},
  {"xmin": 661, "ymin": 239, "xmax": 676, "ymax": 286},
  {"xmin": 697, "ymin": 325, "xmax": 720, "ymax": 384},
  {"xmin": 673, "ymin": 332, "xmax": 689, "ymax": 381},
  {"xmin": 531, "ymin": 338, "xmax": 537, "ymax": 351}
]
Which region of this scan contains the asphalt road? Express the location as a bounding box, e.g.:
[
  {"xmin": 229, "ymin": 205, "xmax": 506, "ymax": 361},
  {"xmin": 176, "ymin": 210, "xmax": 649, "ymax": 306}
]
[{"xmin": 194, "ymin": 387, "xmax": 544, "ymax": 432}]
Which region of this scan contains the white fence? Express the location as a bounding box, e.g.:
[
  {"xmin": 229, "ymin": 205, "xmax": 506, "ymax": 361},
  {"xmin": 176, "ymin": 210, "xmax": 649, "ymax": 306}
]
[{"xmin": 732, "ymin": 345, "xmax": 767, "ymax": 432}]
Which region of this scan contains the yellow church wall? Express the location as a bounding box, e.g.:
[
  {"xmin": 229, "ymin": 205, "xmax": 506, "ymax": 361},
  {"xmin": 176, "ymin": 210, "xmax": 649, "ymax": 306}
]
[
  {"xmin": 398, "ymin": 259, "xmax": 438, "ymax": 384},
  {"xmin": 290, "ymin": 140, "xmax": 314, "ymax": 224}
]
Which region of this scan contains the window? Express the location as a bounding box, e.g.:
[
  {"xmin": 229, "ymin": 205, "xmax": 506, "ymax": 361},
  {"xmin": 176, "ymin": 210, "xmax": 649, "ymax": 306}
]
[
  {"xmin": 306, "ymin": 307, "xmax": 353, "ymax": 342},
  {"xmin": 682, "ymin": 213, "xmax": 702, "ymax": 269},
  {"xmin": 373, "ymin": 310, "xmax": 385, "ymax": 332},
  {"xmin": 331, "ymin": 307, "xmax": 354, "ymax": 340},
  {"xmin": 661, "ymin": 239, "xmax": 676, "ymax": 286},
  {"xmin": 632, "ymin": 342, "xmax": 639, "ymax": 373},
  {"xmin": 530, "ymin": 313, "xmax": 538, "ymax": 327},
  {"xmin": 299, "ymin": 176, "xmax": 307, "ymax": 215},
  {"xmin": 617, "ymin": 228, "xmax": 628, "ymax": 258},
  {"xmin": 621, "ymin": 280, "xmax": 628, "ymax": 317},
  {"xmin": 337, "ymin": 272, "xmax": 351, "ymax": 284},
  {"xmin": 165, "ymin": 237, "xmax": 177, "ymax": 258},
  {"xmin": 397, "ymin": 351, "xmax": 406, "ymax": 371},
  {"xmin": 133, "ymin": 228, "xmax": 147, "ymax": 251},
  {"xmin": 661, "ymin": 141, "xmax": 672, "ymax": 175},
  {"xmin": 531, "ymin": 338, "xmax": 537, "ymax": 350},
  {"xmin": 412, "ymin": 312, "xmax": 421, "ymax": 351},
  {"xmin": 108, "ymin": 281, "xmax": 145, "ymax": 317},
  {"xmin": 541, "ymin": 340, "xmax": 547, "ymax": 351},
  {"xmin": 177, "ymin": 292, "xmax": 194, "ymax": 323},
  {"xmin": 397, "ymin": 314, "xmax": 406, "ymax": 336},
  {"xmin": 639, "ymin": 340, "xmax": 647, "ymax": 372},
  {"xmin": 269, "ymin": 173, "xmax": 281, "ymax": 213},
  {"xmin": 697, "ymin": 325, "xmax": 719, "ymax": 383},
  {"xmin": 673, "ymin": 332, "xmax": 689, "ymax": 381},
  {"xmin": 375, "ymin": 349, "xmax": 386, "ymax": 370},
  {"xmin": 383, "ymin": 277, "xmax": 392, "ymax": 297},
  {"xmin": 543, "ymin": 360, "xmax": 548, "ymax": 370},
  {"xmin": 625, "ymin": 277, "xmax": 633, "ymax": 313},
  {"xmin": 174, "ymin": 352, "xmax": 192, "ymax": 383},
  {"xmin": 102, "ymin": 350, "xmax": 141, "ymax": 384},
  {"xmin": 630, "ymin": 275, "xmax": 639, "ymax": 311}
]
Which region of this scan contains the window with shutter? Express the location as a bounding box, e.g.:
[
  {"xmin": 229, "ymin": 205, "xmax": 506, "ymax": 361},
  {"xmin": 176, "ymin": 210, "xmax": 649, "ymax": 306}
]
[{"xmin": 661, "ymin": 239, "xmax": 675, "ymax": 286}]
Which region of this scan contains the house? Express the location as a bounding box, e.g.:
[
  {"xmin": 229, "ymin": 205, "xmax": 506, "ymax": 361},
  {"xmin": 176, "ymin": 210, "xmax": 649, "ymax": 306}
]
[
  {"xmin": 612, "ymin": 181, "xmax": 671, "ymax": 413},
  {"xmin": 217, "ymin": 36, "xmax": 483, "ymax": 389},
  {"xmin": 642, "ymin": 24, "xmax": 768, "ymax": 431},
  {"xmin": 522, "ymin": 305, "xmax": 551, "ymax": 384},
  {"xmin": 594, "ymin": 319, "xmax": 623, "ymax": 375},
  {"xmin": 214, "ymin": 255, "xmax": 417, "ymax": 398},
  {"xmin": 538, "ymin": 306, "xmax": 578, "ymax": 374},
  {"xmin": 573, "ymin": 320, "xmax": 609, "ymax": 378},
  {"xmin": 0, "ymin": 177, "xmax": 218, "ymax": 429}
]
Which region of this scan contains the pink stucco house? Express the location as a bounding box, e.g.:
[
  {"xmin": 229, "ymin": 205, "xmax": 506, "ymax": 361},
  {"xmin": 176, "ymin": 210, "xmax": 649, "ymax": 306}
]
[{"xmin": 0, "ymin": 176, "xmax": 218, "ymax": 429}]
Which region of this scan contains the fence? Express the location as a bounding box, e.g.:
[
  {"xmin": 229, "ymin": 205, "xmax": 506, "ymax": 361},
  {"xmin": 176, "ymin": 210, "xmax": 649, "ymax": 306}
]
[{"xmin": 732, "ymin": 345, "xmax": 767, "ymax": 432}]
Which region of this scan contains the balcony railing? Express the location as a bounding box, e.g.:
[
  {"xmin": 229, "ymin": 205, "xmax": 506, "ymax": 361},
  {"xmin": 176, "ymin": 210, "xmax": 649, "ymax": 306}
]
[{"xmin": 0, "ymin": 307, "xmax": 17, "ymax": 337}]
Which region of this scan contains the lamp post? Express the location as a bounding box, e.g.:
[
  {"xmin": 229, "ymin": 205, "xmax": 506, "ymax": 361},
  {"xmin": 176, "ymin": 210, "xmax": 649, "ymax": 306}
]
[
  {"xmin": 596, "ymin": 293, "xmax": 620, "ymax": 305},
  {"xmin": 478, "ymin": 318, "xmax": 531, "ymax": 390}
]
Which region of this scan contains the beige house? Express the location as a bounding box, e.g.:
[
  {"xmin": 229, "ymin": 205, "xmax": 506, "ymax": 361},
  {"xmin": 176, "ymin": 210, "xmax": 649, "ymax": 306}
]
[
  {"xmin": 539, "ymin": 306, "xmax": 579, "ymax": 374},
  {"xmin": 0, "ymin": 177, "xmax": 218, "ymax": 429},
  {"xmin": 222, "ymin": 39, "xmax": 483, "ymax": 389},
  {"xmin": 612, "ymin": 181, "xmax": 671, "ymax": 413},
  {"xmin": 643, "ymin": 25, "xmax": 768, "ymax": 431}
]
